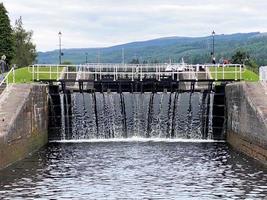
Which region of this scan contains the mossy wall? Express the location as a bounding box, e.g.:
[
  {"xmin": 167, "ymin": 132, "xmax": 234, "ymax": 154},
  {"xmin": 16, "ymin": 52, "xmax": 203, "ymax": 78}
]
[
  {"xmin": 226, "ymin": 82, "xmax": 267, "ymax": 165},
  {"xmin": 0, "ymin": 84, "xmax": 48, "ymax": 169}
]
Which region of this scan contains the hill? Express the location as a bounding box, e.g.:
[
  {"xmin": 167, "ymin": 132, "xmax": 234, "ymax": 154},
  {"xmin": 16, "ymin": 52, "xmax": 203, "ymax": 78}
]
[{"xmin": 37, "ymin": 32, "xmax": 267, "ymax": 65}]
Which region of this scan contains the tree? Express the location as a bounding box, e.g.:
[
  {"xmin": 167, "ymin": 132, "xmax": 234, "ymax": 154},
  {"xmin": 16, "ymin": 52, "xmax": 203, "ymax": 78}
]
[
  {"xmin": 0, "ymin": 3, "xmax": 14, "ymax": 65},
  {"xmin": 129, "ymin": 58, "xmax": 139, "ymax": 64},
  {"xmin": 12, "ymin": 17, "xmax": 37, "ymax": 67},
  {"xmin": 246, "ymin": 59, "xmax": 259, "ymax": 74},
  {"xmin": 231, "ymin": 50, "xmax": 249, "ymax": 64},
  {"xmin": 232, "ymin": 50, "xmax": 259, "ymax": 74}
]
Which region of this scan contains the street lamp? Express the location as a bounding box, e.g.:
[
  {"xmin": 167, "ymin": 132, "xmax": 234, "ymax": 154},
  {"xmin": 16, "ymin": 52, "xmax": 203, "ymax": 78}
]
[
  {"xmin": 122, "ymin": 48, "xmax": 125, "ymax": 64},
  {"xmin": 211, "ymin": 30, "xmax": 216, "ymax": 64},
  {"xmin": 58, "ymin": 31, "xmax": 62, "ymax": 64},
  {"xmin": 85, "ymin": 52, "xmax": 88, "ymax": 64}
]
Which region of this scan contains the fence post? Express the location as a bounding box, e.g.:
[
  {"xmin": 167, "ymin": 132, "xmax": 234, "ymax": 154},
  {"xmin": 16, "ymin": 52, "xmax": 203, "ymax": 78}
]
[
  {"xmin": 113, "ymin": 65, "xmax": 116, "ymax": 81},
  {"xmin": 222, "ymin": 64, "xmax": 225, "ymax": 80},
  {"xmin": 235, "ymin": 65, "xmax": 237, "ymax": 80},
  {"xmin": 50, "ymin": 65, "xmax": 52, "ymax": 79},
  {"xmin": 195, "ymin": 64, "xmax": 198, "ymax": 81},
  {"xmin": 37, "ymin": 65, "xmax": 39, "ymax": 81},
  {"xmin": 240, "ymin": 64, "xmax": 242, "ymax": 80},
  {"xmin": 100, "ymin": 64, "xmax": 102, "ymax": 80},
  {"xmin": 116, "ymin": 65, "xmax": 118, "ymax": 80},
  {"xmin": 206, "ymin": 66, "xmax": 208, "ymax": 79},
  {"xmin": 155, "ymin": 65, "xmax": 157, "ymax": 80},
  {"xmin": 132, "ymin": 65, "xmax": 134, "ymax": 81},
  {"xmin": 215, "ymin": 64, "xmax": 218, "ymax": 81},
  {"xmin": 94, "ymin": 64, "xmax": 97, "ymax": 81},
  {"xmin": 56, "ymin": 65, "xmax": 59, "ymax": 80},
  {"xmin": 159, "ymin": 65, "xmax": 161, "ymax": 81},
  {"xmin": 12, "ymin": 68, "xmax": 15, "ymax": 83},
  {"xmin": 32, "ymin": 65, "xmax": 35, "ymax": 81},
  {"xmin": 83, "ymin": 65, "xmax": 85, "ymax": 79},
  {"xmin": 140, "ymin": 65, "xmax": 142, "ymax": 81},
  {"xmin": 188, "ymin": 65, "xmax": 191, "ymax": 79},
  {"xmin": 6, "ymin": 74, "xmax": 8, "ymax": 86}
]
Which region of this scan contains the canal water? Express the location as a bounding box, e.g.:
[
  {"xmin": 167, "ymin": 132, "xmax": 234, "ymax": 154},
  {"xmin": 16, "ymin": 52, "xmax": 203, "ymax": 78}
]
[
  {"xmin": 0, "ymin": 92, "xmax": 266, "ymax": 199},
  {"xmin": 0, "ymin": 141, "xmax": 266, "ymax": 199}
]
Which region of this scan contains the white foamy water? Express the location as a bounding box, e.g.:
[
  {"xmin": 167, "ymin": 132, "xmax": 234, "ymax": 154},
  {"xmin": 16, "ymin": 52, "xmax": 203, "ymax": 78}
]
[
  {"xmin": 51, "ymin": 92, "xmax": 222, "ymax": 141},
  {"xmin": 50, "ymin": 137, "xmax": 225, "ymax": 143}
]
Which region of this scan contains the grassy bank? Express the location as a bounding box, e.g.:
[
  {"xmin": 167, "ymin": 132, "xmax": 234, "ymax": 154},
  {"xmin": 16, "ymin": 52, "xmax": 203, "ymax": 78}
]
[
  {"xmin": 7, "ymin": 67, "xmax": 64, "ymax": 83},
  {"xmin": 4, "ymin": 66, "xmax": 259, "ymax": 84},
  {"xmin": 209, "ymin": 67, "xmax": 259, "ymax": 81}
]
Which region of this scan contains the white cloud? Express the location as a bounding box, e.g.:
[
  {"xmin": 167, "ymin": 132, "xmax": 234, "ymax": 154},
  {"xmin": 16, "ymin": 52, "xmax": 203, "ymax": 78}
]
[{"xmin": 2, "ymin": 0, "xmax": 267, "ymax": 51}]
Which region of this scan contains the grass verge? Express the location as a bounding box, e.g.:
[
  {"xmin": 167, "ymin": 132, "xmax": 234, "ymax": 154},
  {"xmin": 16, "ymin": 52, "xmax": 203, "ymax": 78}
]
[
  {"xmin": 209, "ymin": 67, "xmax": 259, "ymax": 81},
  {"xmin": 7, "ymin": 67, "xmax": 64, "ymax": 83}
]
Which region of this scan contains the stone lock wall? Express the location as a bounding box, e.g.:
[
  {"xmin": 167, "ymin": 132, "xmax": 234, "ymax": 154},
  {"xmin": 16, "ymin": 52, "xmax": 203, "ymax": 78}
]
[
  {"xmin": 1, "ymin": 82, "xmax": 266, "ymax": 168},
  {"xmin": 0, "ymin": 84, "xmax": 48, "ymax": 169},
  {"xmin": 226, "ymin": 82, "xmax": 267, "ymax": 165}
]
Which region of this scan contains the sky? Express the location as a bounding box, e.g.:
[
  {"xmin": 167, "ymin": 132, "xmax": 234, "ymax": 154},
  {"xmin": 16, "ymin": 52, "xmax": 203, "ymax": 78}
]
[{"xmin": 2, "ymin": 0, "xmax": 267, "ymax": 51}]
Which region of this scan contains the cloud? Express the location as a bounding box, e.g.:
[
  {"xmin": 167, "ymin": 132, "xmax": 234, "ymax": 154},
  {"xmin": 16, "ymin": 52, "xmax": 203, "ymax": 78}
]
[{"xmin": 2, "ymin": 0, "xmax": 267, "ymax": 51}]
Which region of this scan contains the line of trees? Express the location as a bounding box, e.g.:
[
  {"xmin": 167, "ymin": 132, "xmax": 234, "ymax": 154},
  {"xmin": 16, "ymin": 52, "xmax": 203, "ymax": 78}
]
[{"xmin": 0, "ymin": 3, "xmax": 36, "ymax": 69}]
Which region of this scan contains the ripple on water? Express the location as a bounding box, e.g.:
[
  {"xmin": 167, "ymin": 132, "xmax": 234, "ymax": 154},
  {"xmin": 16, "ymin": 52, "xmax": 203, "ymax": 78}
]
[{"xmin": 0, "ymin": 142, "xmax": 266, "ymax": 199}]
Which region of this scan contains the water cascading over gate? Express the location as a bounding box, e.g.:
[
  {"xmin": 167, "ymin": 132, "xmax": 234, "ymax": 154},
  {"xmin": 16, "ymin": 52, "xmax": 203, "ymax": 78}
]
[{"xmin": 49, "ymin": 91, "xmax": 217, "ymax": 140}]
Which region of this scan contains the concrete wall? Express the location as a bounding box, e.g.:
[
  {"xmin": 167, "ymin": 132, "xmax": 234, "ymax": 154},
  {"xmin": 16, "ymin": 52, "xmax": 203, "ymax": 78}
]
[
  {"xmin": 226, "ymin": 82, "xmax": 267, "ymax": 165},
  {"xmin": 0, "ymin": 84, "xmax": 48, "ymax": 169}
]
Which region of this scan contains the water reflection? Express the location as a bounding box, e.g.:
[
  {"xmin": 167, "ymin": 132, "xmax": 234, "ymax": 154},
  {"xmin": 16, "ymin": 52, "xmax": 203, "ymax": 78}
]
[{"xmin": 0, "ymin": 142, "xmax": 266, "ymax": 199}]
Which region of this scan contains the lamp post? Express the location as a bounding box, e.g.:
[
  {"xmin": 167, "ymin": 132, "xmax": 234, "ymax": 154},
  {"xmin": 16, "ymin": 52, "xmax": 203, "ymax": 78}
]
[
  {"xmin": 58, "ymin": 31, "xmax": 62, "ymax": 64},
  {"xmin": 211, "ymin": 30, "xmax": 215, "ymax": 64},
  {"xmin": 122, "ymin": 48, "xmax": 125, "ymax": 64},
  {"xmin": 85, "ymin": 52, "xmax": 88, "ymax": 64}
]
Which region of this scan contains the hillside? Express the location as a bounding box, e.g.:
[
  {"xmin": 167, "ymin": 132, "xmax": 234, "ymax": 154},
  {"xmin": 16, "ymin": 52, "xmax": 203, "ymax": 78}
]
[{"xmin": 37, "ymin": 32, "xmax": 267, "ymax": 65}]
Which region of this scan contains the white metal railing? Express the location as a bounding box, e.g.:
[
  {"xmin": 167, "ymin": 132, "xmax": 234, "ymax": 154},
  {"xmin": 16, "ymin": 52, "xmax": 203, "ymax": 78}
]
[
  {"xmin": 0, "ymin": 67, "xmax": 15, "ymax": 89},
  {"xmin": 30, "ymin": 63, "xmax": 244, "ymax": 82},
  {"xmin": 260, "ymin": 66, "xmax": 267, "ymax": 81}
]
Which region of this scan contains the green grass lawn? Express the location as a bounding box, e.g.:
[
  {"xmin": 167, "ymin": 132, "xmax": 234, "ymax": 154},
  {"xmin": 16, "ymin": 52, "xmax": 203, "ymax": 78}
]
[
  {"xmin": 7, "ymin": 67, "xmax": 64, "ymax": 83},
  {"xmin": 209, "ymin": 67, "xmax": 259, "ymax": 81}
]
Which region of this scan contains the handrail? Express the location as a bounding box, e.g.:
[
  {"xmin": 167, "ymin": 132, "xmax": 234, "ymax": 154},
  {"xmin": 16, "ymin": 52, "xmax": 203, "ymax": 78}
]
[
  {"xmin": 29, "ymin": 63, "xmax": 244, "ymax": 82},
  {"xmin": 31, "ymin": 63, "xmax": 244, "ymax": 68},
  {"xmin": 0, "ymin": 67, "xmax": 15, "ymax": 87}
]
